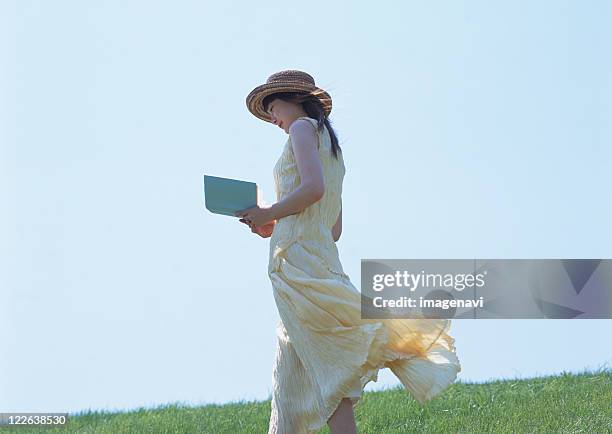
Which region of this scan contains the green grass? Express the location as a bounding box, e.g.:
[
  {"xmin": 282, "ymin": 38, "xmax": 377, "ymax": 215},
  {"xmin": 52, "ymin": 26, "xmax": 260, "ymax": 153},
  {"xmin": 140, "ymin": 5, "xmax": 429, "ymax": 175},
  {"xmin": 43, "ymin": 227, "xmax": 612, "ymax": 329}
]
[{"xmin": 3, "ymin": 368, "xmax": 611, "ymax": 433}]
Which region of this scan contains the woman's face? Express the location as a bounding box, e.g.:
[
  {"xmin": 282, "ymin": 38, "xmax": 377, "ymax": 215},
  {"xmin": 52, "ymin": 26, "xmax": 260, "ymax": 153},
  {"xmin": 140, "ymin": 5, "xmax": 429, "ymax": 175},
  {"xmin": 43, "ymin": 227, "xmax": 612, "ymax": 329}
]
[{"xmin": 266, "ymin": 98, "xmax": 305, "ymax": 134}]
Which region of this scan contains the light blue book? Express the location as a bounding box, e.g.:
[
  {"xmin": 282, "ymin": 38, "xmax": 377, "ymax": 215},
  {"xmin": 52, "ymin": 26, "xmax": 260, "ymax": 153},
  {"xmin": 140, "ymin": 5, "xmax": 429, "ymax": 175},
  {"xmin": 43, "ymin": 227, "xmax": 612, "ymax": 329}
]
[{"xmin": 203, "ymin": 174, "xmax": 260, "ymax": 217}]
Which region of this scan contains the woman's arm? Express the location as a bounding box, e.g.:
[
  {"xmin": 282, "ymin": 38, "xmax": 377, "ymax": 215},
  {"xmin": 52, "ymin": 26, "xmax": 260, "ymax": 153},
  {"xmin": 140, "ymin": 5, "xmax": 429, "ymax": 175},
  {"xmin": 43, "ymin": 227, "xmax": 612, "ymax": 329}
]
[
  {"xmin": 332, "ymin": 204, "xmax": 342, "ymax": 242},
  {"xmin": 269, "ymin": 120, "xmax": 325, "ymax": 221}
]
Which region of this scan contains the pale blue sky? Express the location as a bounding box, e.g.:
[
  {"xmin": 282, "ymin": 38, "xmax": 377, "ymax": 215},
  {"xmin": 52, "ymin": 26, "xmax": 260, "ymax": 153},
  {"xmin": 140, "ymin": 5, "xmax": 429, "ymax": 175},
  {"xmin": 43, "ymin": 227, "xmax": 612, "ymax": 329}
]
[{"xmin": 1, "ymin": 0, "xmax": 611, "ymax": 415}]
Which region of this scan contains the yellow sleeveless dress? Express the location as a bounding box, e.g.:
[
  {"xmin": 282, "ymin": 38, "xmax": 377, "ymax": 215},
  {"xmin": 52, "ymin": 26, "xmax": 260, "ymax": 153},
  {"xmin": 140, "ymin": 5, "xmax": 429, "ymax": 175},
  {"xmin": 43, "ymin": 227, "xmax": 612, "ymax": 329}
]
[{"xmin": 267, "ymin": 117, "xmax": 461, "ymax": 434}]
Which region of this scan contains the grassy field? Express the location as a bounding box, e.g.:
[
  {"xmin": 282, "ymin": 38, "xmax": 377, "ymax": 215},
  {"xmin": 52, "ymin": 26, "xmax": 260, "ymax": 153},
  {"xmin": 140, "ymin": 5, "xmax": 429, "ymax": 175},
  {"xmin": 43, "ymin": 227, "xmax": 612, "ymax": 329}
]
[{"xmin": 2, "ymin": 368, "xmax": 610, "ymax": 433}]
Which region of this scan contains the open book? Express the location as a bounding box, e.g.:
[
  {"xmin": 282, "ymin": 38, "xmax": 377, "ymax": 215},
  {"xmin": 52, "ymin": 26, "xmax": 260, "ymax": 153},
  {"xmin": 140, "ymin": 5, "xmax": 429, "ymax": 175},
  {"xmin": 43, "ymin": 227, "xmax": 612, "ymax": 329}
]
[{"xmin": 203, "ymin": 174, "xmax": 261, "ymax": 216}]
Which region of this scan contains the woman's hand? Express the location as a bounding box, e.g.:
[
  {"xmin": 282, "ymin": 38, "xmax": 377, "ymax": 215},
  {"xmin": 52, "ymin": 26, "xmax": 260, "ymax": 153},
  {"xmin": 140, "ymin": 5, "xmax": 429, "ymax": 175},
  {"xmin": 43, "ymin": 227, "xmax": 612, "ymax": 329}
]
[
  {"xmin": 239, "ymin": 218, "xmax": 276, "ymax": 238},
  {"xmin": 234, "ymin": 205, "xmax": 275, "ymax": 228}
]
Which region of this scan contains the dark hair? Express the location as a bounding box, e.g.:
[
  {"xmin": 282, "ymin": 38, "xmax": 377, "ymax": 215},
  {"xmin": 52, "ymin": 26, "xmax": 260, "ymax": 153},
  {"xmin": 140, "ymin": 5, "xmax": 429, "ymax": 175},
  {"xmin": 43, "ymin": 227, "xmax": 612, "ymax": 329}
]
[{"xmin": 262, "ymin": 91, "xmax": 342, "ymax": 160}]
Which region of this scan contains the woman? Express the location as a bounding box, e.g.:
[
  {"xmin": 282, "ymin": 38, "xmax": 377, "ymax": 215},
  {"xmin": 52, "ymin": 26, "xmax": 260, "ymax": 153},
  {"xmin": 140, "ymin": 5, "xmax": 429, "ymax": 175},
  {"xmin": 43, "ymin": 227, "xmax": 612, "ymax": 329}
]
[{"xmin": 235, "ymin": 70, "xmax": 461, "ymax": 434}]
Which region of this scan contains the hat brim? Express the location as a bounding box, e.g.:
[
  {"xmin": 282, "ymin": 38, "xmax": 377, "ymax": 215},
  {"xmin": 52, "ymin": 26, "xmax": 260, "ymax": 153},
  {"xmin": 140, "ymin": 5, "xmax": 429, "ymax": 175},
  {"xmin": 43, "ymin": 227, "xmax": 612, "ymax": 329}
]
[{"xmin": 246, "ymin": 82, "xmax": 332, "ymax": 123}]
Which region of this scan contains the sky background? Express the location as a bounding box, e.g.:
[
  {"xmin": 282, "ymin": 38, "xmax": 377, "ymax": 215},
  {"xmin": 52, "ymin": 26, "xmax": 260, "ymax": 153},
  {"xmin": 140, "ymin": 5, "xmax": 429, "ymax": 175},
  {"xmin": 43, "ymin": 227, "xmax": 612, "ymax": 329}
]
[{"xmin": 1, "ymin": 0, "xmax": 611, "ymax": 415}]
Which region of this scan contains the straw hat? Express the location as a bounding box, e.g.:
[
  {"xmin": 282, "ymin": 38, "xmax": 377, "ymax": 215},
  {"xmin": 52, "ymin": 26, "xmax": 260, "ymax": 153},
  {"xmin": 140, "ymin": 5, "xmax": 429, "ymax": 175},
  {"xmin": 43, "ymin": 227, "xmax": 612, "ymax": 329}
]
[{"xmin": 246, "ymin": 70, "xmax": 332, "ymax": 123}]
